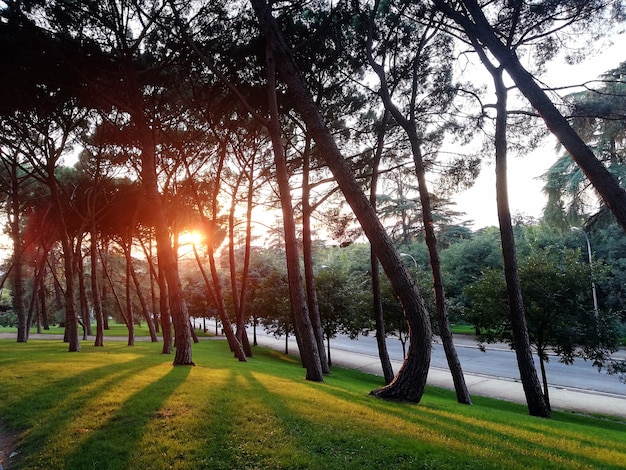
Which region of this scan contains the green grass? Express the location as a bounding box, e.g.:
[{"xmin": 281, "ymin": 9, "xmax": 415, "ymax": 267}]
[
  {"xmin": 0, "ymin": 339, "xmax": 625, "ymax": 470},
  {"xmin": 450, "ymin": 323, "xmax": 477, "ymax": 335},
  {"xmin": 0, "ymin": 323, "xmax": 212, "ymax": 338}
]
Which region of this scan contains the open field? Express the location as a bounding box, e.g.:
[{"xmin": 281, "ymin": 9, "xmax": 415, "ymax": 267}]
[{"xmin": 0, "ymin": 338, "xmax": 625, "ymax": 469}]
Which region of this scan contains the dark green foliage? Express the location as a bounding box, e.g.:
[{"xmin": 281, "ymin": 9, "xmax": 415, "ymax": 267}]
[{"xmin": 465, "ymin": 246, "xmax": 620, "ymax": 370}]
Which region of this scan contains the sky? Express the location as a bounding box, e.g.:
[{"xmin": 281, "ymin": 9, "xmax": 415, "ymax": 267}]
[{"xmin": 450, "ymin": 35, "xmax": 625, "ymax": 229}]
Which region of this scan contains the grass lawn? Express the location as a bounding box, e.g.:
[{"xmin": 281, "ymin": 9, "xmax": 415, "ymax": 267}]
[
  {"xmin": 0, "ymin": 323, "xmax": 213, "ymax": 338},
  {"xmin": 0, "ymin": 339, "xmax": 624, "ymax": 470}
]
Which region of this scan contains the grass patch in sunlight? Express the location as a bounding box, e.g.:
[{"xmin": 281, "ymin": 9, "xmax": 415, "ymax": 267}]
[
  {"xmin": 0, "ymin": 323, "xmax": 212, "ymax": 338},
  {"xmin": 0, "ymin": 338, "xmax": 624, "ymax": 469}
]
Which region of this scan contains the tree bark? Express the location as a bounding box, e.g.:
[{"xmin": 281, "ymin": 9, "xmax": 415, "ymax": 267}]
[
  {"xmin": 158, "ymin": 265, "xmax": 173, "ymax": 354},
  {"xmin": 252, "ymin": 0, "xmax": 431, "ymax": 400},
  {"xmin": 91, "ymin": 231, "xmax": 104, "ymax": 347},
  {"xmin": 365, "ymin": 10, "xmax": 470, "ymax": 402},
  {"xmin": 492, "ymin": 67, "xmax": 550, "ymax": 417},
  {"xmin": 370, "ymin": 112, "xmax": 394, "ymax": 384},
  {"xmin": 45, "ymin": 163, "xmax": 80, "ymax": 352},
  {"xmin": 302, "ymin": 137, "xmax": 331, "ymax": 375},
  {"xmin": 194, "ymin": 244, "xmax": 247, "ymax": 361},
  {"xmin": 9, "ymin": 159, "xmax": 26, "ymax": 343},
  {"xmin": 263, "ymin": 37, "xmax": 324, "ymax": 382},
  {"xmin": 128, "ymin": 250, "xmax": 158, "ymax": 342}
]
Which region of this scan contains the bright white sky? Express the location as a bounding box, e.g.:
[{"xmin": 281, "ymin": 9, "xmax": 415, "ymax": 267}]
[{"xmin": 451, "ymin": 35, "xmax": 625, "ymax": 229}]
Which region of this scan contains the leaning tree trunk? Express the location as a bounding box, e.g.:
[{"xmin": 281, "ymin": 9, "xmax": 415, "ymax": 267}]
[
  {"xmin": 264, "ymin": 41, "xmax": 324, "ymax": 382},
  {"xmin": 195, "ymin": 244, "xmax": 247, "ymax": 362},
  {"xmin": 137, "ymin": 126, "xmax": 193, "ymax": 365},
  {"xmin": 408, "ymin": 132, "xmax": 472, "ymax": 405},
  {"xmin": 128, "ymin": 251, "xmax": 158, "ymax": 342},
  {"xmin": 10, "ymin": 160, "xmax": 27, "ymax": 343},
  {"xmin": 492, "ymin": 67, "xmax": 550, "ymax": 418},
  {"xmin": 439, "ymin": 0, "xmax": 626, "ymax": 233},
  {"xmin": 364, "ymin": 19, "xmax": 471, "ymax": 403},
  {"xmin": 370, "ymin": 111, "xmax": 394, "ymax": 384},
  {"xmin": 302, "ymin": 137, "xmax": 331, "ymax": 375},
  {"xmin": 252, "ymin": 0, "xmax": 431, "ymax": 400}
]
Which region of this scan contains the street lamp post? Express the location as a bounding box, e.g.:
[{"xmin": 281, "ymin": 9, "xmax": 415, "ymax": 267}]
[{"xmin": 572, "ymin": 227, "xmax": 600, "ymax": 320}]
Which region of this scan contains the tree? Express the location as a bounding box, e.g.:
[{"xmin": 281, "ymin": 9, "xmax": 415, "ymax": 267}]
[
  {"xmin": 434, "ymin": 0, "xmax": 626, "ymax": 234},
  {"xmin": 465, "ymin": 247, "xmax": 620, "ymax": 410},
  {"xmin": 361, "ymin": 0, "xmax": 471, "ymax": 404},
  {"xmin": 251, "ymin": 0, "xmax": 433, "ymax": 402},
  {"xmin": 544, "ymin": 61, "xmax": 626, "ymax": 226}
]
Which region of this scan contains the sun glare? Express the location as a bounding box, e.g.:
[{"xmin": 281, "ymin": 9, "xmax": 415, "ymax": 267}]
[{"xmin": 178, "ymin": 230, "xmax": 204, "ymax": 247}]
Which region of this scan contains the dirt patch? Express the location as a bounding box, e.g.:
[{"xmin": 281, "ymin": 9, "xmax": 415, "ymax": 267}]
[{"xmin": 0, "ymin": 420, "xmax": 19, "ymax": 470}]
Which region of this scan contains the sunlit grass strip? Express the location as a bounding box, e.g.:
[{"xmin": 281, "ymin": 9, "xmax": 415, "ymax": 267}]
[{"xmin": 0, "ymin": 339, "xmax": 624, "ymax": 469}]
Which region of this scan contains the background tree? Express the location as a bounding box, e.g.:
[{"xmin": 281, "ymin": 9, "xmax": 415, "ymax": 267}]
[{"xmin": 465, "ymin": 246, "xmax": 620, "ymax": 410}]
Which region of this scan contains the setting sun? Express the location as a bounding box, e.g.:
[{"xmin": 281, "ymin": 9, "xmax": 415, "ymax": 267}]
[{"xmin": 177, "ymin": 230, "xmax": 204, "ymax": 247}]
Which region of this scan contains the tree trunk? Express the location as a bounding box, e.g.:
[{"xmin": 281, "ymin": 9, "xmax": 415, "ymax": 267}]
[
  {"xmin": 370, "ymin": 112, "xmax": 394, "ymax": 384},
  {"xmin": 91, "ymin": 232, "xmax": 104, "ymax": 347},
  {"xmin": 492, "ymin": 68, "xmax": 550, "ymax": 418},
  {"xmin": 47, "ymin": 167, "xmax": 80, "ymax": 352},
  {"xmin": 10, "ymin": 160, "xmax": 26, "ymax": 343},
  {"xmin": 76, "ymin": 240, "xmax": 91, "ymax": 340},
  {"xmin": 364, "ymin": 18, "xmax": 471, "ymax": 403},
  {"xmin": 125, "ymin": 54, "xmax": 192, "ymax": 364},
  {"xmin": 439, "ymin": 0, "xmax": 626, "ymax": 233},
  {"xmin": 264, "ymin": 37, "xmax": 324, "ymax": 382},
  {"xmin": 194, "ymin": 244, "xmax": 247, "ymax": 361},
  {"xmin": 158, "ymin": 266, "xmax": 173, "ymax": 354},
  {"xmin": 228, "ymin": 172, "xmax": 253, "ymax": 357},
  {"xmin": 252, "ymin": 0, "xmax": 431, "ymax": 399},
  {"xmin": 539, "ymin": 354, "xmax": 551, "ymax": 412},
  {"xmin": 124, "ymin": 242, "xmax": 135, "ymax": 347},
  {"xmin": 128, "ymin": 251, "xmax": 158, "ymax": 342},
  {"xmin": 302, "ymin": 137, "xmax": 331, "ymax": 374},
  {"xmin": 409, "ymin": 133, "xmax": 471, "ymax": 405}
]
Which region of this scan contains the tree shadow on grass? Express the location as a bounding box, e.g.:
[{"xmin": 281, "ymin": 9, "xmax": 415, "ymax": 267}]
[
  {"xmin": 7, "ymin": 356, "xmax": 153, "ymax": 468},
  {"xmin": 242, "ymin": 368, "xmax": 626, "ymax": 470},
  {"xmin": 63, "ymin": 365, "xmax": 192, "ymax": 469}
]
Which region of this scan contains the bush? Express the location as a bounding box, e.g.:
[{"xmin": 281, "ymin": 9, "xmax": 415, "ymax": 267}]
[{"xmin": 0, "ymin": 310, "xmax": 17, "ymax": 327}]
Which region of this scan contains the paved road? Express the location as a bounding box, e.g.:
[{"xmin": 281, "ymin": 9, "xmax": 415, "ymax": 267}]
[{"xmin": 326, "ymin": 331, "xmax": 626, "ymax": 396}]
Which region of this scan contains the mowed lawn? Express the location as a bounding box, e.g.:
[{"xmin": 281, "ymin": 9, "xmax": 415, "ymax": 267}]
[{"xmin": 0, "ymin": 338, "xmax": 624, "ymax": 469}]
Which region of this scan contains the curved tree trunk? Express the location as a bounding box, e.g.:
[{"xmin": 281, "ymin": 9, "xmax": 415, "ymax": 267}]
[
  {"xmin": 252, "ymin": 0, "xmax": 430, "ymax": 399},
  {"xmin": 302, "ymin": 137, "xmax": 331, "ymax": 375},
  {"xmin": 438, "ymin": 0, "xmax": 626, "ymax": 233},
  {"xmin": 370, "ymin": 111, "xmax": 394, "ymax": 384},
  {"xmin": 492, "ymin": 68, "xmax": 550, "ymax": 418},
  {"xmin": 264, "ymin": 41, "xmax": 324, "ymax": 382},
  {"xmin": 364, "ymin": 18, "xmax": 470, "ymax": 403},
  {"xmin": 408, "ymin": 133, "xmax": 472, "ymax": 405}
]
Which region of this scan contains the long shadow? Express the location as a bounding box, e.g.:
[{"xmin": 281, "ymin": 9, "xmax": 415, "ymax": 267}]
[
  {"xmin": 245, "ymin": 369, "xmax": 626, "ymax": 469},
  {"xmin": 4, "ymin": 354, "xmax": 151, "ymax": 428},
  {"xmin": 64, "ymin": 365, "xmax": 192, "ymax": 469},
  {"xmin": 7, "ymin": 356, "xmax": 154, "ymax": 468}
]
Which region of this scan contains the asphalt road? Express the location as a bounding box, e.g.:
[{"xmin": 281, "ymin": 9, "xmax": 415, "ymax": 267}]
[{"xmin": 325, "ymin": 331, "xmax": 626, "ymax": 396}]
